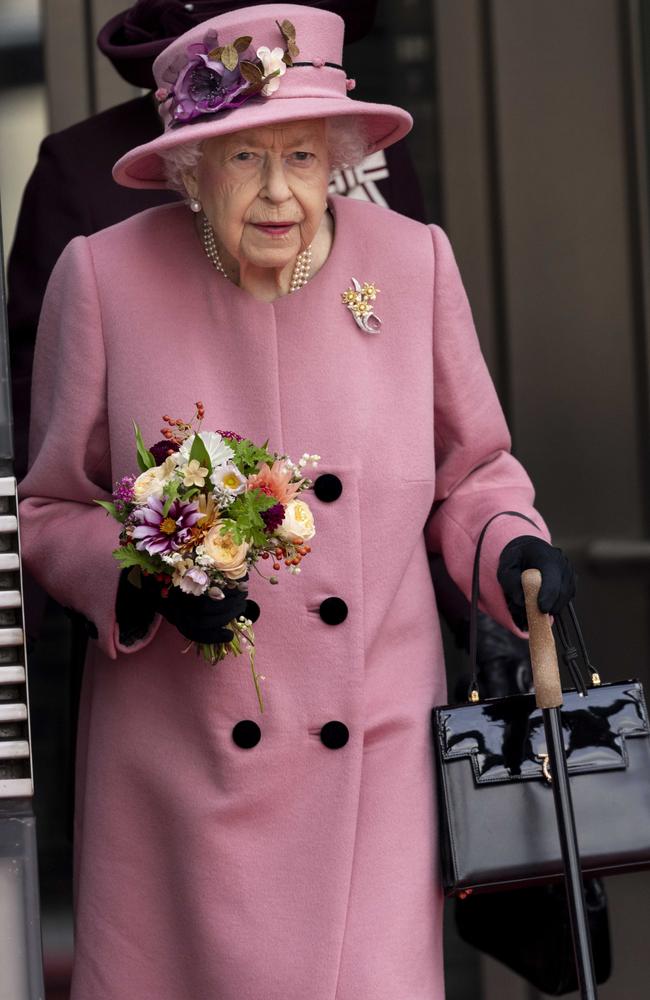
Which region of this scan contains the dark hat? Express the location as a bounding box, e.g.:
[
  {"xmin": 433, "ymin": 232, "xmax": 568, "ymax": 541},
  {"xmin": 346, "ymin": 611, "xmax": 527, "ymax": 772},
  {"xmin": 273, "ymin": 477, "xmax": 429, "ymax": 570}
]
[{"xmin": 97, "ymin": 0, "xmax": 378, "ymax": 89}]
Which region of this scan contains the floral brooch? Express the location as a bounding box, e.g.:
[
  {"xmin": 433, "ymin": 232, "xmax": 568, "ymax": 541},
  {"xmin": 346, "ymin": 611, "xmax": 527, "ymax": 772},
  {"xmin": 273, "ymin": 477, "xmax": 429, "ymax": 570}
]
[
  {"xmin": 157, "ymin": 19, "xmax": 299, "ymax": 125},
  {"xmin": 341, "ymin": 279, "xmax": 382, "ymax": 334}
]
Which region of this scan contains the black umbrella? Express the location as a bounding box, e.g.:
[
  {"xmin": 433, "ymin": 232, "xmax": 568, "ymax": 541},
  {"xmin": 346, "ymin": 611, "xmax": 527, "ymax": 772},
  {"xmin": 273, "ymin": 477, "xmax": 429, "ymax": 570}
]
[{"xmin": 522, "ymin": 568, "xmax": 598, "ymax": 999}]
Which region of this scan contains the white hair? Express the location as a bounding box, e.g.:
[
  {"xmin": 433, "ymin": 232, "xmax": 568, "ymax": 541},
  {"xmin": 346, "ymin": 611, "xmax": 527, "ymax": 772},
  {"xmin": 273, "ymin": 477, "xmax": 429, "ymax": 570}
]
[{"xmin": 159, "ymin": 115, "xmax": 372, "ymax": 197}]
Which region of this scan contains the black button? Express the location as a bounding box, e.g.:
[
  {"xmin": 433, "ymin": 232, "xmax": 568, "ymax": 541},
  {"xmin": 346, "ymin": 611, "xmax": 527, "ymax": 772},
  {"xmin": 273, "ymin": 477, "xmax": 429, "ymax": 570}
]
[
  {"xmin": 232, "ymin": 720, "xmax": 261, "ymax": 749},
  {"xmin": 319, "ymin": 597, "xmax": 348, "ymax": 625},
  {"xmin": 245, "ymin": 599, "xmax": 261, "ymax": 623},
  {"xmin": 320, "ymin": 721, "xmax": 349, "ymax": 749},
  {"xmin": 313, "ymin": 474, "xmax": 342, "ymax": 503}
]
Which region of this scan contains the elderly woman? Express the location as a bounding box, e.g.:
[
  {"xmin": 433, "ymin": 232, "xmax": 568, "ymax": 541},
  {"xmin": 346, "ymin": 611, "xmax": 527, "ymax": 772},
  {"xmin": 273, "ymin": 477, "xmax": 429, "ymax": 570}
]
[{"xmin": 19, "ymin": 4, "xmax": 575, "ymax": 999}]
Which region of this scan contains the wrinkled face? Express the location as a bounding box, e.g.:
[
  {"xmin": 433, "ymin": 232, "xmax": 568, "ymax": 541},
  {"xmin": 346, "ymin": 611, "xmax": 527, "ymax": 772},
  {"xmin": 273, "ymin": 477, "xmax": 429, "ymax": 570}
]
[{"xmin": 185, "ymin": 119, "xmax": 331, "ymax": 269}]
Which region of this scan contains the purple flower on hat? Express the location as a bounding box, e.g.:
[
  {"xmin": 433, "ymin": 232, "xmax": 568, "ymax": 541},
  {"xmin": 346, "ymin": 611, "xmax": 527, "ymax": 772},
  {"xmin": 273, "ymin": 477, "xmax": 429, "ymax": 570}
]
[
  {"xmin": 169, "ymin": 38, "xmax": 251, "ymax": 123},
  {"xmin": 132, "ymin": 496, "xmax": 202, "ymax": 555}
]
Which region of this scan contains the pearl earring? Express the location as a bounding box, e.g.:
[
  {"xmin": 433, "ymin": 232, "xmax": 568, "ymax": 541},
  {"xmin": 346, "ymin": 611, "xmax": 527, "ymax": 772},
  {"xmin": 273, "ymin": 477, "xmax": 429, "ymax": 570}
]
[{"xmin": 189, "ymin": 197, "xmax": 202, "ymax": 213}]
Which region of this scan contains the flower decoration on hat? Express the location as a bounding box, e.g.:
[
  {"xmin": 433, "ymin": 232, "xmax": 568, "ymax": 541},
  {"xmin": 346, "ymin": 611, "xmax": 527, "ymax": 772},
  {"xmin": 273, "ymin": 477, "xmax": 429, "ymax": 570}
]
[
  {"xmin": 157, "ymin": 18, "xmax": 300, "ymax": 125},
  {"xmin": 341, "ymin": 279, "xmax": 382, "ymax": 334}
]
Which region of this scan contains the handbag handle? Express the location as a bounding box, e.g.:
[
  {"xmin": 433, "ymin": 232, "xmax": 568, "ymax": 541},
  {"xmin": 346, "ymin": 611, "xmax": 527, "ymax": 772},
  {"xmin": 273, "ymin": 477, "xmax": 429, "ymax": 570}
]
[{"xmin": 522, "ymin": 569, "xmax": 563, "ymax": 709}]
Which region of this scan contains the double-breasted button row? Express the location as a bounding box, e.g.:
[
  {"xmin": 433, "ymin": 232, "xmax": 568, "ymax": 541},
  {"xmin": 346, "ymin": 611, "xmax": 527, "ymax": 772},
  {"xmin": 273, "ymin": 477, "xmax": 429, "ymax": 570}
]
[
  {"xmin": 313, "ymin": 474, "xmax": 347, "ymax": 626},
  {"xmin": 231, "ymin": 720, "xmax": 349, "ymax": 750}
]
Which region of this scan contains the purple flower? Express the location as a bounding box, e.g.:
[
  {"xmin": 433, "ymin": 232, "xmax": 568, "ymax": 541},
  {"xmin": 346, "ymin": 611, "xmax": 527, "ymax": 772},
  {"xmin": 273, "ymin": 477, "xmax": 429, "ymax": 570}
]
[
  {"xmin": 179, "ymin": 567, "xmax": 210, "ymax": 596},
  {"xmin": 112, "ymin": 475, "xmax": 136, "ymax": 514},
  {"xmin": 149, "ymin": 439, "xmax": 180, "ymax": 466},
  {"xmin": 216, "ymin": 428, "xmax": 244, "ymax": 441},
  {"xmin": 170, "ymin": 41, "xmax": 250, "ymax": 123},
  {"xmin": 261, "ymin": 502, "xmax": 285, "ymax": 533},
  {"xmin": 132, "ymin": 496, "xmax": 202, "ymax": 556}
]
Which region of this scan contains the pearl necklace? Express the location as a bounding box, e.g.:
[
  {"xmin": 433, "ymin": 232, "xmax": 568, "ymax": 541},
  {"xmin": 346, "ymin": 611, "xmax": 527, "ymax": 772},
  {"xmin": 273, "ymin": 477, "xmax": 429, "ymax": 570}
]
[{"xmin": 200, "ymin": 214, "xmax": 313, "ymax": 293}]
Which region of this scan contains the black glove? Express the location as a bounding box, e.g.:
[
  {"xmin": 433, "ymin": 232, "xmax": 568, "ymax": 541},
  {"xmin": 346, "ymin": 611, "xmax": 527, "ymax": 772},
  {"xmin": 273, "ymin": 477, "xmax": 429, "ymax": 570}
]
[
  {"xmin": 157, "ymin": 577, "xmax": 249, "ymax": 644},
  {"xmin": 497, "ymin": 535, "xmax": 576, "ymax": 631}
]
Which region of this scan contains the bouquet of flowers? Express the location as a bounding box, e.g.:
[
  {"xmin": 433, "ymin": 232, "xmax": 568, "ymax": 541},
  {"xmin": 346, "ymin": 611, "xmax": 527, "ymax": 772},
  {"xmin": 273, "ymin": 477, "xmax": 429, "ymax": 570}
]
[{"xmin": 97, "ymin": 402, "xmax": 319, "ymax": 712}]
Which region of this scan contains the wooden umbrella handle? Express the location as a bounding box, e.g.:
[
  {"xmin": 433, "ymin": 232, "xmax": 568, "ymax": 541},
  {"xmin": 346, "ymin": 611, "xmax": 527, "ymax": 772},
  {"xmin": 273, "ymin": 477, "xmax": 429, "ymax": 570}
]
[{"xmin": 522, "ymin": 568, "xmax": 563, "ymax": 709}]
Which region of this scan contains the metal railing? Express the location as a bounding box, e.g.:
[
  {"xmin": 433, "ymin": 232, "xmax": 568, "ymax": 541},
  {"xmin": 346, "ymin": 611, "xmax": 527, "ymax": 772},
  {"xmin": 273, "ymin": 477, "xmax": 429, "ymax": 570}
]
[{"xmin": 0, "ymin": 203, "xmax": 45, "ymax": 1000}]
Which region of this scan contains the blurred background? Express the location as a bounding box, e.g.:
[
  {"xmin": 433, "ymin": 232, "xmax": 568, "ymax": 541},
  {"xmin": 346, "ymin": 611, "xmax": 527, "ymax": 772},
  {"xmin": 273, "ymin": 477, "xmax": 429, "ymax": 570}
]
[{"xmin": 2, "ymin": 1, "xmax": 650, "ymax": 998}]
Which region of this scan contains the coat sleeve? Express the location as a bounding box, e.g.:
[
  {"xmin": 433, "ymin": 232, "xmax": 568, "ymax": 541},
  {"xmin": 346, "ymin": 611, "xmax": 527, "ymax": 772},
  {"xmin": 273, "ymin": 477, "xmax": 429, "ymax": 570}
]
[
  {"xmin": 17, "ymin": 236, "xmax": 162, "ymax": 659},
  {"xmin": 423, "ymin": 223, "xmax": 551, "ymax": 634},
  {"xmin": 7, "ymin": 134, "xmax": 92, "ymax": 481}
]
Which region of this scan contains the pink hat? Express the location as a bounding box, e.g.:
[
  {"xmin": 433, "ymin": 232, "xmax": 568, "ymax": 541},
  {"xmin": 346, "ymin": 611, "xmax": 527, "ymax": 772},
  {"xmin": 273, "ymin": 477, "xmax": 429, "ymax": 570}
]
[{"xmin": 112, "ymin": 2, "xmax": 413, "ymax": 189}]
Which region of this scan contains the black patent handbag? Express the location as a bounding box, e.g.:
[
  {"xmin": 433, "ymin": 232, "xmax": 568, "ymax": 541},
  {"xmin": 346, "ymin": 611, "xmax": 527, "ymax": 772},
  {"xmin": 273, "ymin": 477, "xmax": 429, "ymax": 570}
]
[{"xmin": 431, "ymin": 512, "xmax": 650, "ymax": 896}]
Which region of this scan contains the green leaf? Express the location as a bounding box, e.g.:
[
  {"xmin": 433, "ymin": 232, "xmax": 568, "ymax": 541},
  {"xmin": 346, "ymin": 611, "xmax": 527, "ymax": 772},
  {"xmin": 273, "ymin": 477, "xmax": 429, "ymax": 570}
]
[
  {"xmin": 220, "ymin": 488, "xmax": 278, "ymax": 547},
  {"xmin": 112, "ymin": 544, "xmax": 160, "ymax": 575},
  {"xmin": 239, "ymin": 60, "xmax": 264, "ymax": 91},
  {"xmin": 221, "ymin": 43, "xmax": 238, "ymax": 71},
  {"xmin": 94, "ymin": 499, "xmax": 118, "ymax": 519},
  {"xmin": 189, "ymin": 433, "xmax": 212, "ymax": 476},
  {"xmin": 227, "ymin": 437, "xmax": 275, "ymax": 477},
  {"xmin": 162, "ymin": 478, "xmax": 180, "ymax": 517},
  {"xmin": 233, "ymin": 35, "xmax": 252, "ymax": 53},
  {"xmin": 133, "ymin": 420, "xmax": 155, "ymax": 473}
]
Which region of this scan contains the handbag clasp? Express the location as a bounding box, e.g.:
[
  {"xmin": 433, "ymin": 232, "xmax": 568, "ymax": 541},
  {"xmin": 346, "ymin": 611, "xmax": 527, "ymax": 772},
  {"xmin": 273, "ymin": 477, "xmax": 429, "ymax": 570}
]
[{"xmin": 536, "ymin": 753, "xmax": 553, "ymax": 784}]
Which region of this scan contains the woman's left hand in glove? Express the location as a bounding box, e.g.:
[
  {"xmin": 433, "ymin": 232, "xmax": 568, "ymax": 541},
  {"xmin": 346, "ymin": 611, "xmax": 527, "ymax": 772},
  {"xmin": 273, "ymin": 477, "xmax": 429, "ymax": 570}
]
[{"xmin": 496, "ymin": 535, "xmax": 576, "ymax": 631}]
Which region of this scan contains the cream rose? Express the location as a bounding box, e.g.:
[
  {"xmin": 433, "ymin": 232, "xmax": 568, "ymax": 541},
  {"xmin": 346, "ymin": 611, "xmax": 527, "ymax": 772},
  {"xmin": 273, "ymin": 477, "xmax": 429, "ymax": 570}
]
[
  {"xmin": 276, "ymin": 498, "xmax": 316, "ymax": 544},
  {"xmin": 132, "ymin": 456, "xmax": 177, "ymax": 505},
  {"xmin": 203, "ymin": 526, "xmax": 249, "ymax": 580}
]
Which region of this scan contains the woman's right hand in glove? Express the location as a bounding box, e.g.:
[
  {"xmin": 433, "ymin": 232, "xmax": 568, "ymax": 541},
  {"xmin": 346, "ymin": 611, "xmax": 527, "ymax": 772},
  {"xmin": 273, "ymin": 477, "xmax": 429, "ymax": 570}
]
[{"xmin": 151, "ymin": 575, "xmax": 249, "ymax": 644}]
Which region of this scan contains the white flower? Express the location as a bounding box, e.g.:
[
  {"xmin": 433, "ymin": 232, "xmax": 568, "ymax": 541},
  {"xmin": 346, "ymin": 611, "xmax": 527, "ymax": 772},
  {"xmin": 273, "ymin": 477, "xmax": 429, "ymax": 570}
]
[
  {"xmin": 162, "ymin": 551, "xmax": 185, "ymax": 567},
  {"xmin": 180, "ymin": 459, "xmax": 209, "ymax": 488},
  {"xmin": 256, "ymin": 46, "xmax": 286, "ymax": 95},
  {"xmin": 179, "ymin": 432, "xmax": 234, "ymax": 470},
  {"xmin": 211, "ymin": 462, "xmax": 247, "ymax": 495},
  {"xmin": 215, "ymin": 492, "xmax": 236, "ymax": 510},
  {"xmin": 276, "ymin": 498, "xmax": 316, "ymax": 544},
  {"xmin": 132, "ymin": 456, "xmax": 177, "ymax": 505}
]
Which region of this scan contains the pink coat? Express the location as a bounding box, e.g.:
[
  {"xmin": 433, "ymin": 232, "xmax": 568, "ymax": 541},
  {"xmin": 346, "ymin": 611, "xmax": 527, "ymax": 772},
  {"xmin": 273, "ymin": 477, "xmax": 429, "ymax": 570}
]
[{"xmin": 19, "ymin": 195, "xmax": 549, "ymax": 1000}]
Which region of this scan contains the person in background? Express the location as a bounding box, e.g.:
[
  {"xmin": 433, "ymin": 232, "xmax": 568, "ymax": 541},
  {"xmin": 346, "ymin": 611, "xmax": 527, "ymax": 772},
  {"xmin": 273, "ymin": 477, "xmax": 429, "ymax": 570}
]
[{"xmin": 8, "ymin": 0, "xmax": 425, "ymax": 482}]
